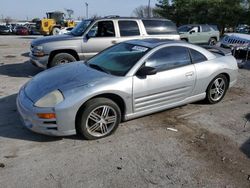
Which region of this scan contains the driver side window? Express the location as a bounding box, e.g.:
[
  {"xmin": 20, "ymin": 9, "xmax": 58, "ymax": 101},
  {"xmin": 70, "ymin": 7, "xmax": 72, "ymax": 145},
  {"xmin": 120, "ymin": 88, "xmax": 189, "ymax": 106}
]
[
  {"xmin": 145, "ymin": 46, "xmax": 191, "ymax": 72},
  {"xmin": 87, "ymin": 21, "xmax": 115, "ymax": 38}
]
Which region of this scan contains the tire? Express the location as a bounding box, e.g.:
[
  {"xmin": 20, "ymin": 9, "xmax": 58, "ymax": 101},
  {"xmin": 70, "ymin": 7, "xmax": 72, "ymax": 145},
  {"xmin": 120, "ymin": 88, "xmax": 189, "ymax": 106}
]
[
  {"xmin": 76, "ymin": 98, "xmax": 121, "ymax": 140},
  {"xmin": 208, "ymin": 38, "xmax": 217, "ymax": 46},
  {"xmin": 50, "ymin": 53, "xmax": 77, "ymax": 67},
  {"xmin": 205, "ymin": 74, "xmax": 228, "ymax": 104},
  {"xmin": 52, "ymin": 27, "xmax": 61, "ymax": 35},
  {"xmin": 181, "ymin": 38, "xmax": 188, "ymax": 42}
]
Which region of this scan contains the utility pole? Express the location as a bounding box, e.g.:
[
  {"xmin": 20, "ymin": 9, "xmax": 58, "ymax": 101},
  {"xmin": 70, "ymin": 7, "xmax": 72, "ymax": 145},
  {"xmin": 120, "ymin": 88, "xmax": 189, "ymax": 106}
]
[
  {"xmin": 85, "ymin": 2, "xmax": 89, "ymax": 19},
  {"xmin": 148, "ymin": 0, "xmax": 151, "ymax": 18}
]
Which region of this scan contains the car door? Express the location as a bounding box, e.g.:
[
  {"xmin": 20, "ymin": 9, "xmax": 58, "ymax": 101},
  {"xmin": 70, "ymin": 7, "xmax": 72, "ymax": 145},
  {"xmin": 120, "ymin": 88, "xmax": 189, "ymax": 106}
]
[
  {"xmin": 82, "ymin": 20, "xmax": 117, "ymax": 59},
  {"xmin": 188, "ymin": 26, "xmax": 203, "ymax": 43},
  {"xmin": 133, "ymin": 46, "xmax": 196, "ymax": 113},
  {"xmin": 199, "ymin": 25, "xmax": 212, "ymax": 43}
]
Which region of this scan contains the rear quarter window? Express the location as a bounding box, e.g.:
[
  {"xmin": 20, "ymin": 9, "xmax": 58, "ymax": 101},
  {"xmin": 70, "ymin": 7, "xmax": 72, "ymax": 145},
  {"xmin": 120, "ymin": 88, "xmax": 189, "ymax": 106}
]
[
  {"xmin": 189, "ymin": 48, "xmax": 207, "ymax": 63},
  {"xmin": 118, "ymin": 21, "xmax": 140, "ymax": 36},
  {"xmin": 142, "ymin": 20, "xmax": 178, "ymax": 35}
]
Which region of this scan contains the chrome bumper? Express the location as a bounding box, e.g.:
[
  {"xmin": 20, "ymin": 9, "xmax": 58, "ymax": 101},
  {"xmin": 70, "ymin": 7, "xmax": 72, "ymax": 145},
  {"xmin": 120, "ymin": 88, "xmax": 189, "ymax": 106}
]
[{"xmin": 29, "ymin": 53, "xmax": 48, "ymax": 69}]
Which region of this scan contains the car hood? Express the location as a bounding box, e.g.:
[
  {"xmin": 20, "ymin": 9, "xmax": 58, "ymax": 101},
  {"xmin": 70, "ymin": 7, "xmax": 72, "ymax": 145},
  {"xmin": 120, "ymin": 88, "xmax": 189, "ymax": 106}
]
[
  {"xmin": 224, "ymin": 33, "xmax": 250, "ymax": 40},
  {"xmin": 31, "ymin": 33, "xmax": 76, "ymax": 46},
  {"xmin": 24, "ymin": 62, "xmax": 112, "ymax": 102}
]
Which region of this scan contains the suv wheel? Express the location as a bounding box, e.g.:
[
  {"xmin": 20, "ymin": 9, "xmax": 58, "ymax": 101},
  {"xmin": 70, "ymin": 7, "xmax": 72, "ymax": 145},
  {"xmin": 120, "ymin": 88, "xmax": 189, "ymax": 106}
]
[
  {"xmin": 209, "ymin": 38, "xmax": 217, "ymax": 46},
  {"xmin": 50, "ymin": 53, "xmax": 77, "ymax": 67}
]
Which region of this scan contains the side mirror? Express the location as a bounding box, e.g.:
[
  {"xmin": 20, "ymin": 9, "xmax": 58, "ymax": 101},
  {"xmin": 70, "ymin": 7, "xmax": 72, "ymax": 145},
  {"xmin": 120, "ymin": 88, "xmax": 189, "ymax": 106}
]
[
  {"xmin": 136, "ymin": 66, "xmax": 157, "ymax": 77},
  {"xmin": 189, "ymin": 30, "xmax": 195, "ymax": 34},
  {"xmin": 83, "ymin": 34, "xmax": 90, "ymax": 42}
]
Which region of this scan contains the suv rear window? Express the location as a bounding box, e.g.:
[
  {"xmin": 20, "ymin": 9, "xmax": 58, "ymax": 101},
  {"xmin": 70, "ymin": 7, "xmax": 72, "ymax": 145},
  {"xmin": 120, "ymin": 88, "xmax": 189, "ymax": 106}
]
[
  {"xmin": 201, "ymin": 25, "xmax": 211, "ymax": 32},
  {"xmin": 142, "ymin": 20, "xmax": 177, "ymax": 35},
  {"xmin": 118, "ymin": 21, "xmax": 140, "ymax": 36}
]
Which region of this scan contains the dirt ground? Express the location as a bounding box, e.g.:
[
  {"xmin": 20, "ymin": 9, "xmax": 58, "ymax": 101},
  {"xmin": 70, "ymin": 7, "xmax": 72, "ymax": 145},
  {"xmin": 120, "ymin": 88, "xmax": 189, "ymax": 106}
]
[{"xmin": 0, "ymin": 35, "xmax": 250, "ymax": 188}]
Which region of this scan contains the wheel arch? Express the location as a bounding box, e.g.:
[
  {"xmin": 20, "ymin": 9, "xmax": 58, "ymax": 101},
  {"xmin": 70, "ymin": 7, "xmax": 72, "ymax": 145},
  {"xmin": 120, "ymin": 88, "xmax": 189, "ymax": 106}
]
[
  {"xmin": 48, "ymin": 49, "xmax": 80, "ymax": 67},
  {"xmin": 206, "ymin": 72, "xmax": 230, "ymax": 91},
  {"xmin": 75, "ymin": 93, "xmax": 127, "ymax": 130}
]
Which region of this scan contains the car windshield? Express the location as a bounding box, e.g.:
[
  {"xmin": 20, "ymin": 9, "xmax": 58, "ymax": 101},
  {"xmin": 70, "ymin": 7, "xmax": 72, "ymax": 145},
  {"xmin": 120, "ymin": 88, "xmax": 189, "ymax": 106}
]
[
  {"xmin": 70, "ymin": 20, "xmax": 92, "ymax": 36},
  {"xmin": 87, "ymin": 43, "xmax": 150, "ymax": 76},
  {"xmin": 178, "ymin": 25, "xmax": 194, "ymax": 32}
]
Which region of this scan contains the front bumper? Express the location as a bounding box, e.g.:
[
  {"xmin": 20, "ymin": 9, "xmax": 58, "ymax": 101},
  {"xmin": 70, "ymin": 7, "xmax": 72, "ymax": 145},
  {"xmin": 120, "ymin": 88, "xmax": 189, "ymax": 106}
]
[
  {"xmin": 29, "ymin": 53, "xmax": 49, "ymax": 69},
  {"xmin": 16, "ymin": 88, "xmax": 76, "ymax": 136}
]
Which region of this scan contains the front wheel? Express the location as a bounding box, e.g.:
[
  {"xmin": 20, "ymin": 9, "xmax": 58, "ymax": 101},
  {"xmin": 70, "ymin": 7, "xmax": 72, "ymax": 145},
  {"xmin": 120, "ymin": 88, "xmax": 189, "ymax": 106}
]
[
  {"xmin": 51, "ymin": 27, "xmax": 61, "ymax": 35},
  {"xmin": 205, "ymin": 74, "xmax": 228, "ymax": 104},
  {"xmin": 50, "ymin": 53, "xmax": 77, "ymax": 67},
  {"xmin": 77, "ymin": 98, "xmax": 121, "ymax": 140}
]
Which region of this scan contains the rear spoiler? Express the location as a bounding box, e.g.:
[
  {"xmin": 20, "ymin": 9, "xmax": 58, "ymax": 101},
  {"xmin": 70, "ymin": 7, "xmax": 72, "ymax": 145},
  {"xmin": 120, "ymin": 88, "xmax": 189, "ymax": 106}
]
[{"xmin": 200, "ymin": 45, "xmax": 232, "ymax": 56}]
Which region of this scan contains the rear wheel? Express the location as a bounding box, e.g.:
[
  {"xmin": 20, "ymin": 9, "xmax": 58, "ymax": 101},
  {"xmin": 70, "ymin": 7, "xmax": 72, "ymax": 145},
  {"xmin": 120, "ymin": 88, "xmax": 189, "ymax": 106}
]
[
  {"xmin": 50, "ymin": 53, "xmax": 77, "ymax": 67},
  {"xmin": 209, "ymin": 38, "xmax": 217, "ymax": 46},
  {"xmin": 76, "ymin": 98, "xmax": 121, "ymax": 140},
  {"xmin": 205, "ymin": 74, "xmax": 228, "ymax": 104}
]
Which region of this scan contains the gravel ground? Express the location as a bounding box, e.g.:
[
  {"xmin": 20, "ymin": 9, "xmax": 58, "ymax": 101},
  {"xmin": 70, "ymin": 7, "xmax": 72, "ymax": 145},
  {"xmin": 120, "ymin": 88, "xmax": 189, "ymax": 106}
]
[{"xmin": 0, "ymin": 35, "xmax": 250, "ymax": 188}]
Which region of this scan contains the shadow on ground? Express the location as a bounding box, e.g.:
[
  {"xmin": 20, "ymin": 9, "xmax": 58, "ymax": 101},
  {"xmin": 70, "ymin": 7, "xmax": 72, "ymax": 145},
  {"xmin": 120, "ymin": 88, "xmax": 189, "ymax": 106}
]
[
  {"xmin": 240, "ymin": 113, "xmax": 250, "ymax": 158},
  {"xmin": 19, "ymin": 36, "xmax": 42, "ymax": 40},
  {"xmin": 0, "ymin": 93, "xmax": 83, "ymax": 142},
  {"xmin": 0, "ymin": 61, "xmax": 41, "ymax": 78},
  {"xmin": 21, "ymin": 52, "xmax": 29, "ymax": 57},
  {"xmin": 0, "ymin": 94, "xmax": 61, "ymax": 142},
  {"xmin": 239, "ymin": 61, "xmax": 250, "ymax": 70}
]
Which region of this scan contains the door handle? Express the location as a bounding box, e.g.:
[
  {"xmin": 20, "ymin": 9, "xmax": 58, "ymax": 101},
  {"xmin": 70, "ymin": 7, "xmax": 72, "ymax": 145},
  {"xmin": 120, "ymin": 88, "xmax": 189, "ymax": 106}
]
[
  {"xmin": 111, "ymin": 40, "xmax": 117, "ymax": 44},
  {"xmin": 185, "ymin": 72, "xmax": 194, "ymax": 77}
]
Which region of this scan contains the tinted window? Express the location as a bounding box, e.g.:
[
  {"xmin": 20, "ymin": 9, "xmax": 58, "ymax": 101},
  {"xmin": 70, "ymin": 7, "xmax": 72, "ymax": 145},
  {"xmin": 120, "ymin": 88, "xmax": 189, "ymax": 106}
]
[
  {"xmin": 118, "ymin": 21, "xmax": 140, "ymax": 36},
  {"xmin": 189, "ymin": 48, "xmax": 207, "ymax": 63},
  {"xmin": 142, "ymin": 20, "xmax": 177, "ymax": 35},
  {"xmin": 146, "ymin": 46, "xmax": 191, "ymax": 71},
  {"xmin": 201, "ymin": 25, "xmax": 211, "ymax": 32}
]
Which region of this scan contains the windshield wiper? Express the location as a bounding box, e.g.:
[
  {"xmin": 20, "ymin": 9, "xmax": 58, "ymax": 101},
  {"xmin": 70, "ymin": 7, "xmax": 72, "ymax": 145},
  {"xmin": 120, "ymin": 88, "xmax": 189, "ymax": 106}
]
[{"xmin": 89, "ymin": 64, "xmax": 110, "ymax": 74}]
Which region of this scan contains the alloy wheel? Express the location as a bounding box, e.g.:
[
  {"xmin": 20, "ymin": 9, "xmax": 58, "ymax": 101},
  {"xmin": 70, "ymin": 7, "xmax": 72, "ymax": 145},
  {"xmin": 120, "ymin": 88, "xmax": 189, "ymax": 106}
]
[
  {"xmin": 209, "ymin": 78, "xmax": 226, "ymax": 102},
  {"xmin": 86, "ymin": 105, "xmax": 117, "ymax": 137}
]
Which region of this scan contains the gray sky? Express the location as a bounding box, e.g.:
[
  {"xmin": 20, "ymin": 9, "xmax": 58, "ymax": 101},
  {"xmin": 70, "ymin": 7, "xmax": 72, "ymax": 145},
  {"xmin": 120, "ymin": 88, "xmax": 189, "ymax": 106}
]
[{"xmin": 0, "ymin": 0, "xmax": 159, "ymax": 20}]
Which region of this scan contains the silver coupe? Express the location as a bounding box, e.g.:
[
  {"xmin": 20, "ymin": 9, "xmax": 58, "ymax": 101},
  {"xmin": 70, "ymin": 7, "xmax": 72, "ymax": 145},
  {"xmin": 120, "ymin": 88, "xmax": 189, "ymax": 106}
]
[{"xmin": 17, "ymin": 39, "xmax": 238, "ymax": 140}]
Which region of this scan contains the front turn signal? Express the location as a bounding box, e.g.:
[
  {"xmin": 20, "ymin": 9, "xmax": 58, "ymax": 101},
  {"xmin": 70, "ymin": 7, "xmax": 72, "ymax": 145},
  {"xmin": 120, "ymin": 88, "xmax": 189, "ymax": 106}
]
[{"xmin": 37, "ymin": 113, "xmax": 56, "ymax": 119}]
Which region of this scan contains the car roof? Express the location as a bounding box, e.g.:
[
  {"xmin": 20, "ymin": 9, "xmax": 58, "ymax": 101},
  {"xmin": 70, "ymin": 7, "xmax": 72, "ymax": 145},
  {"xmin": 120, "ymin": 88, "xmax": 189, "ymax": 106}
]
[
  {"xmin": 86, "ymin": 17, "xmax": 171, "ymax": 22},
  {"xmin": 125, "ymin": 39, "xmax": 185, "ymax": 48}
]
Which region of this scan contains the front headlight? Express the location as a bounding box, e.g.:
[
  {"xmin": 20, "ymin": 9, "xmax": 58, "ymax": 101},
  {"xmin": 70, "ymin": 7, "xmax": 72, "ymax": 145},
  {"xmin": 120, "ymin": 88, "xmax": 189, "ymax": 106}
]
[
  {"xmin": 34, "ymin": 45, "xmax": 43, "ymax": 51},
  {"xmin": 34, "ymin": 90, "xmax": 64, "ymax": 107},
  {"xmin": 32, "ymin": 45, "xmax": 45, "ymax": 57}
]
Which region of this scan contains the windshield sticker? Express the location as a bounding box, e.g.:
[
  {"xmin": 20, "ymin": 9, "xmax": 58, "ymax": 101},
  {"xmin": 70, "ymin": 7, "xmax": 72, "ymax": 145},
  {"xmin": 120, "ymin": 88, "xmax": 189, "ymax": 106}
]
[{"xmin": 132, "ymin": 46, "xmax": 148, "ymax": 52}]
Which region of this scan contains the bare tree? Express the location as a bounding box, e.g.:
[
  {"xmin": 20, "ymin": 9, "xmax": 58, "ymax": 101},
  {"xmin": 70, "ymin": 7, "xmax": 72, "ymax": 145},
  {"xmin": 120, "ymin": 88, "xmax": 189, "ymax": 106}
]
[
  {"xmin": 4, "ymin": 16, "xmax": 12, "ymax": 24},
  {"xmin": 133, "ymin": 5, "xmax": 158, "ymax": 18},
  {"xmin": 64, "ymin": 9, "xmax": 74, "ymax": 19}
]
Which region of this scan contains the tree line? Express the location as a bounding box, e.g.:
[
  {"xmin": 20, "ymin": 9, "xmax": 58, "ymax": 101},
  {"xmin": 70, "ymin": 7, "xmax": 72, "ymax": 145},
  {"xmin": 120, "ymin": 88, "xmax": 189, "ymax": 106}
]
[{"xmin": 134, "ymin": 0, "xmax": 250, "ymax": 34}]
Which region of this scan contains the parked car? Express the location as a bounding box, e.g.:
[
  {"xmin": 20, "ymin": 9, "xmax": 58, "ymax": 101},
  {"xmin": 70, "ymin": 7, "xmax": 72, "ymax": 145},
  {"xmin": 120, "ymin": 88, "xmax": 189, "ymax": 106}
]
[
  {"xmin": 29, "ymin": 17, "xmax": 180, "ymax": 69},
  {"xmin": 178, "ymin": 24, "xmax": 220, "ymax": 45},
  {"xmin": 235, "ymin": 24, "xmax": 250, "ymax": 34},
  {"xmin": 220, "ymin": 33, "xmax": 250, "ymax": 63},
  {"xmin": 0, "ymin": 25, "xmax": 12, "ymax": 34},
  {"xmin": 16, "ymin": 26, "xmax": 29, "ymax": 35},
  {"xmin": 28, "ymin": 25, "xmax": 41, "ymax": 35},
  {"xmin": 58, "ymin": 27, "xmax": 74, "ymax": 35},
  {"xmin": 221, "ymin": 33, "xmax": 250, "ymax": 48},
  {"xmin": 17, "ymin": 39, "xmax": 238, "ymax": 139}
]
